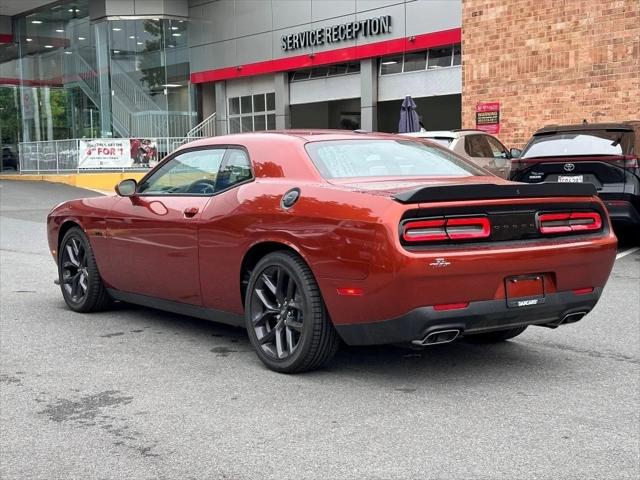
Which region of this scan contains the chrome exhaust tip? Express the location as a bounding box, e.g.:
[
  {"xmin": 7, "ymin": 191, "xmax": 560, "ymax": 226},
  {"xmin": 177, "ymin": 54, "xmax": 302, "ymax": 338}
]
[
  {"xmin": 412, "ymin": 329, "xmax": 460, "ymax": 347},
  {"xmin": 561, "ymin": 311, "xmax": 587, "ymax": 325}
]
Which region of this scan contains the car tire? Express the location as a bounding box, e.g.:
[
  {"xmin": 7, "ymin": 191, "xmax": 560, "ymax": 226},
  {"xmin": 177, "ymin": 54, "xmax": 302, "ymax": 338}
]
[
  {"xmin": 463, "ymin": 326, "xmax": 527, "ymax": 344},
  {"xmin": 245, "ymin": 251, "xmax": 340, "ymax": 373},
  {"xmin": 58, "ymin": 227, "xmax": 111, "ymax": 313}
]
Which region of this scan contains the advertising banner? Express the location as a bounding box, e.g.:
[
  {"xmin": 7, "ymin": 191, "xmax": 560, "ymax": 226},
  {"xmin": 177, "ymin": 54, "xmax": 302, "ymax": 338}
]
[
  {"xmin": 475, "ymin": 102, "xmax": 500, "ymax": 134},
  {"xmin": 130, "ymin": 138, "xmax": 159, "ymax": 167},
  {"xmin": 79, "ymin": 139, "xmax": 131, "ymax": 168}
]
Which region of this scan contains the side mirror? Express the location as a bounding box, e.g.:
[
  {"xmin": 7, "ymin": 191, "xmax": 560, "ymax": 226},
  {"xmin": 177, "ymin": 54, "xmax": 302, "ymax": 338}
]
[
  {"xmin": 115, "ymin": 179, "xmax": 137, "ymax": 197},
  {"xmin": 509, "ymin": 148, "xmax": 522, "ymax": 159}
]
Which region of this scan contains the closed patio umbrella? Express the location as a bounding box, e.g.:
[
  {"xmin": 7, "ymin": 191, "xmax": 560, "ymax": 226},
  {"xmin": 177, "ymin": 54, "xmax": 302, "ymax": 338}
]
[{"xmin": 398, "ymin": 95, "xmax": 420, "ymax": 133}]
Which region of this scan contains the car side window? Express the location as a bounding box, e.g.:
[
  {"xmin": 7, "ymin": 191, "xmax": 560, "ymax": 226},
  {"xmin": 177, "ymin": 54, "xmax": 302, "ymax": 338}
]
[
  {"xmin": 215, "ymin": 148, "xmax": 253, "ymax": 192},
  {"xmin": 464, "ymin": 135, "xmax": 494, "ymax": 158},
  {"xmin": 486, "ymin": 136, "xmax": 509, "ymax": 158},
  {"xmin": 138, "ymin": 148, "xmax": 226, "ymax": 196}
]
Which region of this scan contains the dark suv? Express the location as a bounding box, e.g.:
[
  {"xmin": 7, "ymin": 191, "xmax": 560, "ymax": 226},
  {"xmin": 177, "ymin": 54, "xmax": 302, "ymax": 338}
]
[{"xmin": 511, "ymin": 122, "xmax": 640, "ymax": 227}]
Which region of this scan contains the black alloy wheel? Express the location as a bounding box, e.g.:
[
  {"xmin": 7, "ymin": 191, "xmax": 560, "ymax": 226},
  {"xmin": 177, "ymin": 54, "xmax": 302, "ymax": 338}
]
[
  {"xmin": 58, "ymin": 227, "xmax": 111, "ymax": 312},
  {"xmin": 61, "ymin": 235, "xmax": 89, "ymax": 303},
  {"xmin": 245, "ymin": 251, "xmax": 340, "ymax": 373},
  {"xmin": 251, "ymin": 264, "xmax": 304, "ymax": 359}
]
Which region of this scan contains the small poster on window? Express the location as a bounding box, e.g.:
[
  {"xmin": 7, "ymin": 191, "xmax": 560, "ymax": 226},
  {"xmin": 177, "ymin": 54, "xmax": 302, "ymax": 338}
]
[{"xmin": 475, "ymin": 102, "xmax": 500, "ymax": 134}]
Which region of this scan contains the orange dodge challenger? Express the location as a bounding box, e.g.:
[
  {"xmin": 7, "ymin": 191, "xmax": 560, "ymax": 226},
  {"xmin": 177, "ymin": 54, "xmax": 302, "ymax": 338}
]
[{"xmin": 48, "ymin": 131, "xmax": 617, "ymax": 372}]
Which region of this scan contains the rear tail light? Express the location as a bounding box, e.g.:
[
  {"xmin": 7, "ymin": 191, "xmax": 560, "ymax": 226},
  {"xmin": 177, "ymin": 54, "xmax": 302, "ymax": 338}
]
[
  {"xmin": 402, "ymin": 216, "xmax": 491, "ymax": 243},
  {"xmin": 537, "ymin": 211, "xmax": 602, "ymax": 234},
  {"xmin": 401, "ymin": 219, "xmax": 447, "ymax": 242},
  {"xmin": 445, "ymin": 217, "xmax": 491, "ymax": 240}
]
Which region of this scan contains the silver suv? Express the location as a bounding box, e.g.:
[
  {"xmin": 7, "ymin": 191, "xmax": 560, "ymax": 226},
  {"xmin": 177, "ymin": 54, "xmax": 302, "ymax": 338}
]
[{"xmin": 402, "ymin": 130, "xmax": 516, "ymax": 179}]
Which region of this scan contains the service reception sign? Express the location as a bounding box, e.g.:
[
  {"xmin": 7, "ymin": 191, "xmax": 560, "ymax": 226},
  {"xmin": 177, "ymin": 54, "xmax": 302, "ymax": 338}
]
[
  {"xmin": 475, "ymin": 102, "xmax": 500, "ymax": 134},
  {"xmin": 79, "ymin": 139, "xmax": 131, "ymax": 168}
]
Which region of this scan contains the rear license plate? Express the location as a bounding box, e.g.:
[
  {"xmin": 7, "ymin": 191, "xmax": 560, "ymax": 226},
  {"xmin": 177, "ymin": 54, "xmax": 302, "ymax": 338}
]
[
  {"xmin": 558, "ymin": 175, "xmax": 583, "ymax": 183},
  {"xmin": 505, "ymin": 274, "xmax": 545, "ymax": 308}
]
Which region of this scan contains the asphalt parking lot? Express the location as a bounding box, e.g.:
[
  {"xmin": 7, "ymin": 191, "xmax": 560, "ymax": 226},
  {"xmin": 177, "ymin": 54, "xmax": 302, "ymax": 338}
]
[{"xmin": 1, "ymin": 180, "xmax": 638, "ymax": 480}]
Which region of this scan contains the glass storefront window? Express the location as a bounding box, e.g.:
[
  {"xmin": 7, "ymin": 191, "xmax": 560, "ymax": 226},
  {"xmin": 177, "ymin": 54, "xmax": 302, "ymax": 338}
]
[
  {"xmin": 380, "ymin": 55, "xmax": 403, "ymax": 75},
  {"xmin": 403, "ymin": 52, "xmax": 427, "ymax": 72},
  {"xmin": 428, "ymin": 46, "xmax": 454, "ymax": 69},
  {"xmin": 379, "ymin": 44, "xmax": 460, "ymax": 75},
  {"xmin": 453, "ymin": 44, "xmax": 462, "ymax": 66},
  {"xmin": 5, "ymin": 1, "xmax": 195, "ymax": 145}
]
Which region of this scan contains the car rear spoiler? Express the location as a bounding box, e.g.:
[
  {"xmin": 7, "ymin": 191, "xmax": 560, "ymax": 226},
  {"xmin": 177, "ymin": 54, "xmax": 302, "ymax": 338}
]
[{"xmin": 393, "ymin": 182, "xmax": 597, "ymax": 204}]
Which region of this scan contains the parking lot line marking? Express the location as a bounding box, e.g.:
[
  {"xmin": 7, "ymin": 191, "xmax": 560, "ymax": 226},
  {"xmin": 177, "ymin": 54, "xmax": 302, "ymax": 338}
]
[{"xmin": 616, "ymin": 247, "xmax": 640, "ymax": 260}]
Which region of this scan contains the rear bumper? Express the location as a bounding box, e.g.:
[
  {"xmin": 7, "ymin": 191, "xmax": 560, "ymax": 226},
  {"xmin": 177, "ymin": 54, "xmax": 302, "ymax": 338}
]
[
  {"xmin": 601, "ymin": 194, "xmax": 640, "ymax": 225},
  {"xmin": 335, "ymin": 289, "xmax": 602, "ymax": 346}
]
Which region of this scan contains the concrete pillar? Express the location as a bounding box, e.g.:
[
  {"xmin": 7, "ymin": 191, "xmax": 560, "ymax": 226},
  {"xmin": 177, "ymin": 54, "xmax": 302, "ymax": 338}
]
[
  {"xmin": 94, "ymin": 21, "xmax": 112, "ymax": 138},
  {"xmin": 360, "ymin": 58, "xmax": 378, "ymax": 132},
  {"xmin": 274, "ymin": 72, "xmax": 291, "ymax": 129},
  {"xmin": 214, "ymin": 81, "xmax": 227, "ymax": 136}
]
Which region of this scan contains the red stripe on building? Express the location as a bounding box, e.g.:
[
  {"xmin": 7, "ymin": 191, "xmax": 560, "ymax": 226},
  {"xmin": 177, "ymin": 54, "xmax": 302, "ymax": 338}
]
[
  {"xmin": 190, "ymin": 28, "xmax": 461, "ymax": 84},
  {"xmin": 0, "ymin": 77, "xmax": 64, "ymax": 87},
  {"xmin": 0, "ymin": 33, "xmax": 13, "ymax": 43}
]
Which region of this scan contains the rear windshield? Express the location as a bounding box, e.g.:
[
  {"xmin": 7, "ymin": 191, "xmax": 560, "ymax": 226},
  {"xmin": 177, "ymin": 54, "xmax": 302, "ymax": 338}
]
[
  {"xmin": 522, "ymin": 130, "xmax": 634, "ymax": 158},
  {"xmin": 305, "ymin": 139, "xmax": 482, "ymax": 179}
]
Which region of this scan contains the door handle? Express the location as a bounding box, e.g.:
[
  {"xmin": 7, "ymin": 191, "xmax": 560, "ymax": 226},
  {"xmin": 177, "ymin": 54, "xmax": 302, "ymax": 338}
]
[{"xmin": 183, "ymin": 207, "xmax": 199, "ymax": 218}]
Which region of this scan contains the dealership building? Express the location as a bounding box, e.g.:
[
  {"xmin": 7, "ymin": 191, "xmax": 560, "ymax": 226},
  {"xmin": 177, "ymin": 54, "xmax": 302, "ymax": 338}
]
[{"xmin": 0, "ymin": 0, "xmax": 638, "ymax": 167}]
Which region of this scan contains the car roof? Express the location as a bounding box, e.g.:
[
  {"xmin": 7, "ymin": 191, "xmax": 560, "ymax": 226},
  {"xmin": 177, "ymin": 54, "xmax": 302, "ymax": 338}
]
[
  {"xmin": 183, "ymin": 130, "xmax": 417, "ymax": 149},
  {"xmin": 403, "ymin": 129, "xmax": 499, "ymax": 139},
  {"xmin": 533, "ymin": 122, "xmax": 638, "ymax": 135}
]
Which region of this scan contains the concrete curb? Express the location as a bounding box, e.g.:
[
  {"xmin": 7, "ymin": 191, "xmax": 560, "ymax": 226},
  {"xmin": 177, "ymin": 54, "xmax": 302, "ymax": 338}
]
[{"xmin": 0, "ymin": 172, "xmax": 148, "ymax": 192}]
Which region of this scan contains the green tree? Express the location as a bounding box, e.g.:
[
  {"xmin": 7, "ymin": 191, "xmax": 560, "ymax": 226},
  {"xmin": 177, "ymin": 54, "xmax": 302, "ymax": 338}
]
[
  {"xmin": 138, "ymin": 20, "xmax": 165, "ymax": 92},
  {"xmin": 0, "ymin": 86, "xmax": 21, "ymax": 145}
]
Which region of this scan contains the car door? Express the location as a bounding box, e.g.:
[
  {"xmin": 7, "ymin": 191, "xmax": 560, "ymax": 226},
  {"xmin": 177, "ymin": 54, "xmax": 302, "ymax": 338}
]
[
  {"xmin": 464, "ymin": 134, "xmax": 508, "ymax": 177},
  {"xmin": 484, "ymin": 135, "xmax": 512, "ymax": 178},
  {"xmin": 106, "ymin": 147, "xmax": 226, "ymax": 305},
  {"xmin": 198, "ymin": 147, "xmax": 254, "ymax": 313}
]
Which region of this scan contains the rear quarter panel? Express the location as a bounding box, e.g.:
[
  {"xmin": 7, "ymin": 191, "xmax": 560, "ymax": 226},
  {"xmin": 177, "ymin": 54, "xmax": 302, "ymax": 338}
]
[{"xmin": 198, "ymin": 179, "xmax": 393, "ymax": 314}]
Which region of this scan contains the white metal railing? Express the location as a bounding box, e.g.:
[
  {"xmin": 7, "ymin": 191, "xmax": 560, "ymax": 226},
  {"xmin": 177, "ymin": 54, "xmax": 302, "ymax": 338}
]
[
  {"xmin": 110, "ymin": 61, "xmax": 163, "ymax": 113},
  {"xmin": 131, "ymin": 110, "xmax": 197, "ymax": 138},
  {"xmin": 185, "ymin": 112, "xmax": 216, "ymax": 139},
  {"xmin": 17, "ymin": 137, "xmax": 193, "ymax": 174},
  {"xmin": 63, "ymin": 51, "xmax": 100, "ymax": 105},
  {"xmin": 111, "ymin": 96, "xmax": 131, "ymax": 135}
]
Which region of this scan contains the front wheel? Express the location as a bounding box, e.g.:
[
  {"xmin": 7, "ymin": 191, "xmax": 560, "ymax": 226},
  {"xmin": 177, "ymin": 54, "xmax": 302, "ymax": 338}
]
[
  {"xmin": 463, "ymin": 326, "xmax": 528, "ymax": 344},
  {"xmin": 58, "ymin": 227, "xmax": 111, "ymax": 312},
  {"xmin": 245, "ymin": 251, "xmax": 340, "ymax": 373}
]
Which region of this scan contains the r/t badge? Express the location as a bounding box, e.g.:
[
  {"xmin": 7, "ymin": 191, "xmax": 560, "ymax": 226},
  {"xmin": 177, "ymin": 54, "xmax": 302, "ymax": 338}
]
[{"xmin": 429, "ymin": 257, "xmax": 451, "ymax": 268}]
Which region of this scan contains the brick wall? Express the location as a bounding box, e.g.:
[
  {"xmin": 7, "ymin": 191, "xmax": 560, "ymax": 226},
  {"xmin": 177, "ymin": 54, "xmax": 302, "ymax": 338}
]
[{"xmin": 461, "ymin": 0, "xmax": 640, "ymax": 148}]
